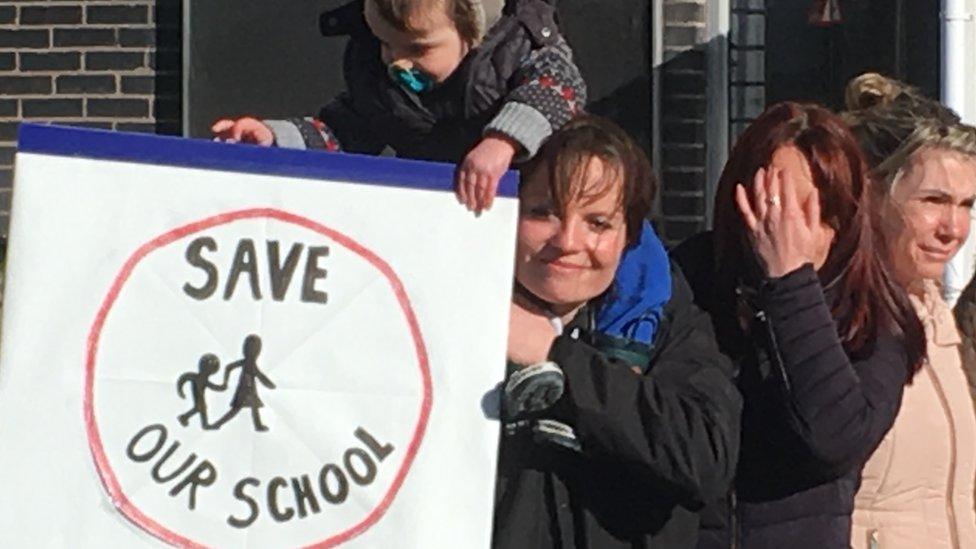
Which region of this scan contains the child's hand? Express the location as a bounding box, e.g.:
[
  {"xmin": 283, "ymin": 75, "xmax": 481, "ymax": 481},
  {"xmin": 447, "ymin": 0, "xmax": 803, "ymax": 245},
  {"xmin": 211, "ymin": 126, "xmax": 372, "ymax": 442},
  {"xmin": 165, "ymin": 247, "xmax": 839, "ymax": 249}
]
[
  {"xmin": 211, "ymin": 117, "xmax": 274, "ymax": 146},
  {"xmin": 456, "ymin": 134, "xmax": 518, "ymax": 213}
]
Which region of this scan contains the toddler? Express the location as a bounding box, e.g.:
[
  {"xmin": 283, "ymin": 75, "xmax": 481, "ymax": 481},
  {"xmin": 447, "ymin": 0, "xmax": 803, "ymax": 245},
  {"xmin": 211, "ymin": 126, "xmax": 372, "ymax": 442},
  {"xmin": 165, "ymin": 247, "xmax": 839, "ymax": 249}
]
[{"xmin": 214, "ymin": 0, "xmax": 584, "ymax": 213}]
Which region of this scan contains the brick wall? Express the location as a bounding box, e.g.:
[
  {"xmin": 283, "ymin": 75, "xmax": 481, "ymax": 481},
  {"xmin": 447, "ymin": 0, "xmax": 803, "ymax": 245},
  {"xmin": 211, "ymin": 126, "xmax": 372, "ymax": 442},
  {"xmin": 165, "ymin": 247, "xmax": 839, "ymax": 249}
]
[
  {"xmin": 658, "ymin": 0, "xmax": 708, "ymax": 245},
  {"xmin": 0, "ymin": 0, "xmax": 181, "ymax": 233}
]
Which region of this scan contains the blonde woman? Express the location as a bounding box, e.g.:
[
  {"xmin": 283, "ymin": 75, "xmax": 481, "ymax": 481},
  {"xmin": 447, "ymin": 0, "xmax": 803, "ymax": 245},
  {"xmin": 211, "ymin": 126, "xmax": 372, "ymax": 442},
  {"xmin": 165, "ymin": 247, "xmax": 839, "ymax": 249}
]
[{"xmin": 845, "ymin": 73, "xmax": 976, "ymax": 549}]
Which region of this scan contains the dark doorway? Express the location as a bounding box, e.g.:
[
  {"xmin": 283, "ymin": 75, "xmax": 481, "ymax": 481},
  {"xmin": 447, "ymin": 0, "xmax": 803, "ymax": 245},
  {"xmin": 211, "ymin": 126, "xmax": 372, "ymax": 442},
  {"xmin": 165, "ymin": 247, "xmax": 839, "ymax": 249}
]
[
  {"xmin": 557, "ymin": 0, "xmax": 653, "ymax": 151},
  {"xmin": 185, "ymin": 1, "xmax": 349, "ymax": 138},
  {"xmin": 765, "ymin": 0, "xmax": 939, "ymax": 110}
]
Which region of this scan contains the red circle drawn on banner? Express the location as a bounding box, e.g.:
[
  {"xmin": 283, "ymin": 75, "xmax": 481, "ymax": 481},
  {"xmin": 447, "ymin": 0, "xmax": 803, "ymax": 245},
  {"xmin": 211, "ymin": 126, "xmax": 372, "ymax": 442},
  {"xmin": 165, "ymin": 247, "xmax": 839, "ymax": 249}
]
[{"xmin": 83, "ymin": 208, "xmax": 433, "ymax": 548}]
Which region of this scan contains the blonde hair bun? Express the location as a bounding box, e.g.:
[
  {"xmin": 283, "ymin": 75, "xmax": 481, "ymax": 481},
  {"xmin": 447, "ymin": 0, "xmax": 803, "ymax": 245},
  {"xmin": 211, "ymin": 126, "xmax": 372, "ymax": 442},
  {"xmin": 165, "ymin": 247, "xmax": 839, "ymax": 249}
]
[{"xmin": 845, "ymin": 72, "xmax": 903, "ymax": 111}]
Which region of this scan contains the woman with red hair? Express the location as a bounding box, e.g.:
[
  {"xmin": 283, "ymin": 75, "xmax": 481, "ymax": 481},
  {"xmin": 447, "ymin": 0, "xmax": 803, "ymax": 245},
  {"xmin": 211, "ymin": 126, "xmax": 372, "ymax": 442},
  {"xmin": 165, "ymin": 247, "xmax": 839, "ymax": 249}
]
[{"xmin": 673, "ymin": 102, "xmax": 925, "ymax": 548}]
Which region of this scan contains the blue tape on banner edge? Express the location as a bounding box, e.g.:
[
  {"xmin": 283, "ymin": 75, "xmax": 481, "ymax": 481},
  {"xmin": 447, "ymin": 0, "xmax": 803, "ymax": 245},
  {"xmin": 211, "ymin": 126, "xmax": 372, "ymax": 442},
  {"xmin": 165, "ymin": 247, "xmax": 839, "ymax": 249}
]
[{"xmin": 15, "ymin": 123, "xmax": 519, "ymax": 198}]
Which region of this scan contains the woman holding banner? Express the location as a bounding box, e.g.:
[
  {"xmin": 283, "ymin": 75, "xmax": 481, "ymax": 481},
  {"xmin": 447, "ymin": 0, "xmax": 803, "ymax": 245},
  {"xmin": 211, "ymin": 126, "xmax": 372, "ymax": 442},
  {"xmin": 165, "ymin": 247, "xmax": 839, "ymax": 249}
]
[
  {"xmin": 492, "ymin": 115, "xmax": 742, "ymax": 548},
  {"xmin": 672, "ymin": 102, "xmax": 926, "ymax": 548}
]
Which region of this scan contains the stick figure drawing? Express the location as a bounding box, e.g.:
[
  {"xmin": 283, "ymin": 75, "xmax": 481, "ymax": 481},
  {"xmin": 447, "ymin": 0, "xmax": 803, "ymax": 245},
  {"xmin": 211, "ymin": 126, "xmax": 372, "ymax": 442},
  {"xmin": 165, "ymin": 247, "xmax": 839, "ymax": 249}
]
[
  {"xmin": 176, "ymin": 353, "xmax": 225, "ymax": 429},
  {"xmin": 212, "ymin": 334, "xmax": 277, "ymax": 432},
  {"xmin": 175, "ymin": 335, "xmax": 276, "ymax": 432}
]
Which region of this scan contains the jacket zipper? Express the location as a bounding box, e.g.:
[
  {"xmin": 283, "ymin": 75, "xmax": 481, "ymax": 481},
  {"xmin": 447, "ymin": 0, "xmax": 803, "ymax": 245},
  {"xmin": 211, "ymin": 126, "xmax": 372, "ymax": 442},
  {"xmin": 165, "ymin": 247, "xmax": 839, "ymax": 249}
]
[
  {"xmin": 928, "ymin": 362, "xmax": 960, "ymax": 549},
  {"xmin": 754, "ymin": 309, "xmax": 792, "ymax": 394},
  {"xmin": 729, "ymin": 307, "xmax": 781, "ymax": 549}
]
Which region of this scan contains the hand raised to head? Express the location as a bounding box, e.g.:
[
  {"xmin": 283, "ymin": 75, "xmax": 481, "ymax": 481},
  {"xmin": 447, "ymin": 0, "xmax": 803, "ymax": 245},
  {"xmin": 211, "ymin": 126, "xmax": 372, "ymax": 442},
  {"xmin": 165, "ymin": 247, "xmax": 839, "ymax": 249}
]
[{"xmin": 735, "ymin": 166, "xmax": 828, "ymax": 278}]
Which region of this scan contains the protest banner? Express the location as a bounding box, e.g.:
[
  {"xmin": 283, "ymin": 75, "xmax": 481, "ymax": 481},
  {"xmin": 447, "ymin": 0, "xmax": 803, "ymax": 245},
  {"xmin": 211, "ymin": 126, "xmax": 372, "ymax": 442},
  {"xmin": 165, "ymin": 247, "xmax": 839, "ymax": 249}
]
[{"xmin": 0, "ymin": 124, "xmax": 518, "ymax": 548}]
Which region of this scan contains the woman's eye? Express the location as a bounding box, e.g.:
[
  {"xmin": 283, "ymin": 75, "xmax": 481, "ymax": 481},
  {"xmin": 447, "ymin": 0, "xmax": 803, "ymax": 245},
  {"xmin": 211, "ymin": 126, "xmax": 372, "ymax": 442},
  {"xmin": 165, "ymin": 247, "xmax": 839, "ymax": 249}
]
[
  {"xmin": 915, "ymin": 196, "xmax": 942, "ymax": 209},
  {"xmin": 588, "ymin": 218, "xmax": 612, "ymax": 232}
]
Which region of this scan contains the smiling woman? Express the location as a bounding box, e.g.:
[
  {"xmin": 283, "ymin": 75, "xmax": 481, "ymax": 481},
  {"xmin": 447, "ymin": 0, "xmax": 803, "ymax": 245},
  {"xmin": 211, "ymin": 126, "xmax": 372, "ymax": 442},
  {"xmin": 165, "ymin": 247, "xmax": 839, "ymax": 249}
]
[
  {"xmin": 512, "ymin": 120, "xmax": 648, "ymax": 319},
  {"xmin": 882, "ymin": 146, "xmax": 976, "ymax": 283},
  {"xmin": 493, "ymin": 116, "xmax": 741, "ymax": 549},
  {"xmin": 514, "ymin": 157, "xmax": 626, "ymax": 317},
  {"xmin": 843, "ymin": 73, "xmax": 976, "ymax": 549}
]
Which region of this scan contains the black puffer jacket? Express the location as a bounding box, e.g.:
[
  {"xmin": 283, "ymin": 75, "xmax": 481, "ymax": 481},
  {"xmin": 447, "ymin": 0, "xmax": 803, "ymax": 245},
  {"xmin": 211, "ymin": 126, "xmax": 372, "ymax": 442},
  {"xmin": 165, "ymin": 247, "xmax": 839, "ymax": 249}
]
[
  {"xmin": 493, "ymin": 264, "xmax": 742, "ymax": 548},
  {"xmin": 672, "ymin": 232, "xmax": 911, "ymax": 549}
]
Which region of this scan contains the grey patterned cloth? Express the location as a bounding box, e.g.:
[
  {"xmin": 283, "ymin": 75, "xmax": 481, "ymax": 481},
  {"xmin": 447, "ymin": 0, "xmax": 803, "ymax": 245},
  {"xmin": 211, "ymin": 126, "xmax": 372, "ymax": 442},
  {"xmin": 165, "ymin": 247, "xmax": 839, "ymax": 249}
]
[{"xmin": 484, "ymin": 35, "xmax": 586, "ymax": 158}]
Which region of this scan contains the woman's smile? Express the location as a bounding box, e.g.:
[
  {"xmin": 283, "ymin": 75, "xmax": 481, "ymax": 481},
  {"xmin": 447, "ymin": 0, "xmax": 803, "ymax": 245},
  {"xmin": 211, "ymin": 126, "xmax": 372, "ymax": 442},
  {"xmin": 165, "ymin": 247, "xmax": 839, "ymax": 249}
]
[{"xmin": 543, "ymin": 257, "xmax": 588, "ymax": 271}]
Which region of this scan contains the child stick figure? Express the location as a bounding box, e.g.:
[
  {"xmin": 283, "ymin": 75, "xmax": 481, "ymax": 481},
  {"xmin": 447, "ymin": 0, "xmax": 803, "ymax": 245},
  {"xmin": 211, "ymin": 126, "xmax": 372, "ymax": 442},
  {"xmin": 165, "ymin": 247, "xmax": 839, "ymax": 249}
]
[{"xmin": 176, "ymin": 353, "xmax": 225, "ymax": 429}]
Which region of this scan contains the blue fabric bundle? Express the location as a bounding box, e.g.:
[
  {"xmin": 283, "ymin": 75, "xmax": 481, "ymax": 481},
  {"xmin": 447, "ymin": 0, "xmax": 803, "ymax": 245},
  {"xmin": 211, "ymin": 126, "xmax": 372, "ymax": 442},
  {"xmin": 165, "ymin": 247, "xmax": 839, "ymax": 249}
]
[{"xmin": 595, "ymin": 220, "xmax": 671, "ymax": 368}]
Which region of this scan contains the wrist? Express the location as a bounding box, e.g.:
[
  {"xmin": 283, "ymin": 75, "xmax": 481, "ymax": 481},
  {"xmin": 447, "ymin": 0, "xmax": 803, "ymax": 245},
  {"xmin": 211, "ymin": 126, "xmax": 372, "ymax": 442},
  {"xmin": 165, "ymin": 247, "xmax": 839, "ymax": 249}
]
[
  {"xmin": 765, "ymin": 261, "xmax": 814, "ymax": 281},
  {"xmin": 484, "ymin": 133, "xmax": 519, "ymax": 157}
]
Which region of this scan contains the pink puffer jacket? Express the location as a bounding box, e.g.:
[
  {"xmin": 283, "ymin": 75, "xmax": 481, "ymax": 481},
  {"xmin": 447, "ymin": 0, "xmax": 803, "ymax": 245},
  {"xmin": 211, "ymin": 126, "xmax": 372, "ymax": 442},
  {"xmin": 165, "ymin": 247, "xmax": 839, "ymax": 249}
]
[{"xmin": 852, "ymin": 281, "xmax": 976, "ymax": 549}]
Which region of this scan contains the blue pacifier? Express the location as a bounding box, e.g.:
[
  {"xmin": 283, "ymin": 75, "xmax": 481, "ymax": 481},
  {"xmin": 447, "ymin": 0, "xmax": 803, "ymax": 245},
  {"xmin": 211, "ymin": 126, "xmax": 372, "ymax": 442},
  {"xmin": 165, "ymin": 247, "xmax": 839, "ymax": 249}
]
[{"xmin": 388, "ymin": 63, "xmax": 435, "ymax": 94}]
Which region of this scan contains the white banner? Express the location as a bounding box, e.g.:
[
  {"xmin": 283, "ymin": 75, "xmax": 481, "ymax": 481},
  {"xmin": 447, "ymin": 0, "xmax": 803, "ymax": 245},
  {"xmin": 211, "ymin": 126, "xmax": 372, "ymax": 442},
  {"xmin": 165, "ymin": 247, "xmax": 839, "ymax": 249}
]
[{"xmin": 0, "ymin": 125, "xmax": 518, "ymax": 548}]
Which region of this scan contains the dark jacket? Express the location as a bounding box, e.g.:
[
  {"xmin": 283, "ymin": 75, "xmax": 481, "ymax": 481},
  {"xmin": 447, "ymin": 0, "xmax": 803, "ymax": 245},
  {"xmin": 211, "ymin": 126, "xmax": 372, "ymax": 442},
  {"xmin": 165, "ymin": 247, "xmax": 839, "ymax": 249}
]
[
  {"xmin": 289, "ymin": 0, "xmax": 585, "ymax": 162},
  {"xmin": 493, "ymin": 264, "xmax": 742, "ymax": 548},
  {"xmin": 672, "ymin": 232, "xmax": 911, "ymax": 549}
]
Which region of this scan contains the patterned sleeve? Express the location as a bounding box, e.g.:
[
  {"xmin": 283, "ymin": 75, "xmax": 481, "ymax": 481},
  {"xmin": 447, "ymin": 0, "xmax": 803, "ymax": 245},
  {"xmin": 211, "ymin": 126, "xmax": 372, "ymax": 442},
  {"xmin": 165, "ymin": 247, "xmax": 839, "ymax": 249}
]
[
  {"xmin": 265, "ymin": 87, "xmax": 390, "ymax": 155},
  {"xmin": 264, "ymin": 117, "xmax": 342, "ymax": 152},
  {"xmin": 484, "ymin": 35, "xmax": 587, "ymax": 159}
]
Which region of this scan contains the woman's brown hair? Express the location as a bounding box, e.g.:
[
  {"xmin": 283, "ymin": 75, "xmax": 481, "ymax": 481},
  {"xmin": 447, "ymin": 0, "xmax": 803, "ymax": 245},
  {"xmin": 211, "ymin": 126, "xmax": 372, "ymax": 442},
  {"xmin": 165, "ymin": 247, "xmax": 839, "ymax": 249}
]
[
  {"xmin": 519, "ymin": 115, "xmax": 655, "ymax": 246},
  {"xmin": 712, "ymin": 102, "xmax": 925, "ymax": 373}
]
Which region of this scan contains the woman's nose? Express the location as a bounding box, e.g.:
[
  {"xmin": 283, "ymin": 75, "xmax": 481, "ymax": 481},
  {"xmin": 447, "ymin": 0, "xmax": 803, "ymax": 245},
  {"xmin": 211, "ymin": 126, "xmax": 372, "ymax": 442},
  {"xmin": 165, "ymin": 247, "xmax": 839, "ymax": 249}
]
[
  {"xmin": 550, "ymin": 219, "xmax": 584, "ymax": 251},
  {"xmin": 938, "ymin": 206, "xmax": 970, "ymax": 243}
]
